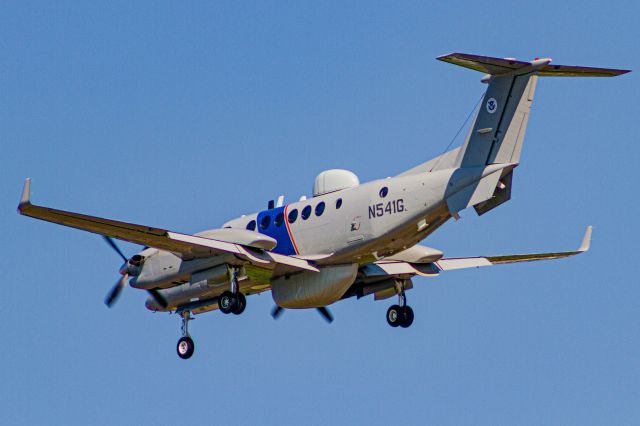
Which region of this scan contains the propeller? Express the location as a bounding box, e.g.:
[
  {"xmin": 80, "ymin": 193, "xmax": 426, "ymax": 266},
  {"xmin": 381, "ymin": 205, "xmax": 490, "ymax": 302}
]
[
  {"xmin": 316, "ymin": 307, "xmax": 334, "ymax": 324},
  {"xmin": 105, "ymin": 273, "xmax": 128, "ymax": 307},
  {"xmin": 103, "ymin": 236, "xmax": 129, "ymax": 308},
  {"xmin": 103, "ymin": 236, "xmax": 127, "ymax": 263},
  {"xmin": 270, "ymin": 305, "xmax": 334, "ymax": 323},
  {"xmin": 102, "ymin": 236, "xmax": 167, "ymax": 309},
  {"xmin": 271, "ymin": 305, "xmax": 285, "ymax": 319}
]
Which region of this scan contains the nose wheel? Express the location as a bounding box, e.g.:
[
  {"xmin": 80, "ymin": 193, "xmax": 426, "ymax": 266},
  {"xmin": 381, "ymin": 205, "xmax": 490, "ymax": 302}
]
[
  {"xmin": 177, "ymin": 336, "xmax": 194, "ymax": 359},
  {"xmin": 177, "ymin": 311, "xmax": 195, "ymax": 359},
  {"xmin": 386, "ymin": 289, "xmax": 414, "ymax": 328}
]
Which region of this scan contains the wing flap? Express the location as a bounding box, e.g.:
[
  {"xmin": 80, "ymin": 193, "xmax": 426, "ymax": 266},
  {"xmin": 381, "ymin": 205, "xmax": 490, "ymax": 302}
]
[{"xmin": 374, "ymin": 261, "xmax": 439, "ymax": 277}]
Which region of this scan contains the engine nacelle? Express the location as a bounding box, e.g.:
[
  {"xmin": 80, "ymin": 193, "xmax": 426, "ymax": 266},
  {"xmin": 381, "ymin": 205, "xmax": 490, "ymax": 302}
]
[{"xmin": 271, "ymin": 264, "xmax": 358, "ymax": 309}]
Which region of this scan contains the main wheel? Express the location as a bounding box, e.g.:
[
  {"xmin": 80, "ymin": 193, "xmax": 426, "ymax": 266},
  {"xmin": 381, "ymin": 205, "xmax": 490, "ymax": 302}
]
[
  {"xmin": 177, "ymin": 336, "xmax": 195, "ymax": 359},
  {"xmin": 219, "ymin": 291, "xmax": 236, "ymax": 314},
  {"xmin": 399, "ymin": 306, "xmax": 414, "ymax": 328},
  {"xmin": 386, "ymin": 305, "xmax": 402, "ymax": 327},
  {"xmin": 232, "ymin": 293, "xmax": 246, "ymax": 315}
]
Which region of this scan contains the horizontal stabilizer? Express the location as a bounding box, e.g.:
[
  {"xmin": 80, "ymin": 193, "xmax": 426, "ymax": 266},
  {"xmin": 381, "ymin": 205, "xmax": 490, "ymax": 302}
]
[
  {"xmin": 438, "ymin": 53, "xmax": 630, "ymax": 77},
  {"xmin": 536, "ymin": 64, "xmax": 630, "ymax": 77}
]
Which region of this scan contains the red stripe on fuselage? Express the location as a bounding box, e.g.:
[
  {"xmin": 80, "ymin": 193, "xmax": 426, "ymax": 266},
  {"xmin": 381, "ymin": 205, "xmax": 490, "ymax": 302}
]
[{"xmin": 284, "ymin": 205, "xmax": 300, "ymax": 255}]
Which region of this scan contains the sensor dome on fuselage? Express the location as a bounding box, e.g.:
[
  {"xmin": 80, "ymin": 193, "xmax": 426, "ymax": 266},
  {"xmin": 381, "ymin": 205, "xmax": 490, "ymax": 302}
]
[{"xmin": 312, "ymin": 169, "xmax": 359, "ymax": 197}]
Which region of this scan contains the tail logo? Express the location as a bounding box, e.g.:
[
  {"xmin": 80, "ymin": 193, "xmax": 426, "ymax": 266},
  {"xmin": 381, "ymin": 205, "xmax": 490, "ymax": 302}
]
[{"xmin": 486, "ymin": 98, "xmax": 498, "ymax": 114}]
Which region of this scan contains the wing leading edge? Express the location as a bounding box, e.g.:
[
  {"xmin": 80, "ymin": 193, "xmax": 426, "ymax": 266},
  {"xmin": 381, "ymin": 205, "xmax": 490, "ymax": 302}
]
[{"xmin": 17, "ymin": 179, "xmax": 318, "ymax": 272}]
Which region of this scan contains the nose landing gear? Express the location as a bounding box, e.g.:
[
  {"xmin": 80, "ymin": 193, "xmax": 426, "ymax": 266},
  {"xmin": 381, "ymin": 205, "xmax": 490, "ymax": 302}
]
[
  {"xmin": 386, "ymin": 287, "xmax": 414, "ymax": 328},
  {"xmin": 176, "ymin": 310, "xmax": 195, "ymax": 359}
]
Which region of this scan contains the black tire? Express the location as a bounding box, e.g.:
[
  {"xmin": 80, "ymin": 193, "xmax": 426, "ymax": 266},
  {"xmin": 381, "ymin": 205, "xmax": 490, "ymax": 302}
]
[
  {"xmin": 177, "ymin": 336, "xmax": 195, "ymax": 359},
  {"xmin": 232, "ymin": 293, "xmax": 246, "ymax": 315},
  {"xmin": 386, "ymin": 305, "xmax": 402, "ymax": 327},
  {"xmin": 400, "ymin": 306, "xmax": 414, "ymax": 328},
  {"xmin": 219, "ymin": 291, "xmax": 236, "ymax": 314}
]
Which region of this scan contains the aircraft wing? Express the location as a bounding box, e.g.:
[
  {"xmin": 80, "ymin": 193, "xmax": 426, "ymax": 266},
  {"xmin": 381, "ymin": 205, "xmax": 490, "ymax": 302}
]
[
  {"xmin": 374, "ymin": 226, "xmax": 591, "ymax": 275},
  {"xmin": 17, "ymin": 179, "xmax": 318, "ymax": 272}
]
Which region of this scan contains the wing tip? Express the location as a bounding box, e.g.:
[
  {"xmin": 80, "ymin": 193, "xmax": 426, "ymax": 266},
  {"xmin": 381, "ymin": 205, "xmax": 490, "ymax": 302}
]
[
  {"xmin": 18, "ymin": 178, "xmax": 32, "ymax": 211},
  {"xmin": 578, "ymin": 225, "xmax": 593, "ymax": 252}
]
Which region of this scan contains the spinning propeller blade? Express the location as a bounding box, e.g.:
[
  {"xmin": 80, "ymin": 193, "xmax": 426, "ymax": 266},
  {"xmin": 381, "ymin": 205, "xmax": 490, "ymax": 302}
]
[
  {"xmin": 103, "ymin": 236, "xmax": 127, "ymax": 262},
  {"xmin": 102, "ymin": 236, "xmax": 131, "ymax": 308},
  {"xmin": 316, "ymin": 307, "xmax": 334, "ymax": 323},
  {"xmin": 271, "ymin": 305, "xmax": 285, "ymax": 319},
  {"xmin": 270, "ymin": 305, "xmax": 334, "ymax": 323},
  {"xmin": 105, "ymin": 274, "xmax": 128, "ymax": 308}
]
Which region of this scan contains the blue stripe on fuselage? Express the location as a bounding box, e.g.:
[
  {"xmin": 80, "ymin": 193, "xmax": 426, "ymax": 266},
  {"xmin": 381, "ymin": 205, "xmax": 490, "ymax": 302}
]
[{"xmin": 256, "ymin": 206, "xmax": 297, "ymax": 255}]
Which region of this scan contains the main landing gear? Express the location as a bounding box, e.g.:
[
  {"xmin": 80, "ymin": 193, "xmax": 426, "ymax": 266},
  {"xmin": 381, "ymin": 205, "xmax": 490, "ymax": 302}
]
[
  {"xmin": 177, "ymin": 310, "xmax": 195, "ymax": 359},
  {"xmin": 386, "ymin": 289, "xmax": 414, "ymax": 328},
  {"xmin": 218, "ymin": 266, "xmax": 246, "ymax": 315},
  {"xmin": 175, "ymin": 266, "xmax": 246, "ymax": 360}
]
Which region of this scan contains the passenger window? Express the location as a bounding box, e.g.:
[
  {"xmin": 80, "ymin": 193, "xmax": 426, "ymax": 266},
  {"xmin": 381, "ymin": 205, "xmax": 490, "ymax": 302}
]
[
  {"xmin": 246, "ymin": 220, "xmax": 256, "ymax": 231},
  {"xmin": 288, "ymin": 208, "xmax": 298, "ymax": 224},
  {"xmin": 379, "ymin": 187, "xmax": 388, "ymax": 198},
  {"xmin": 260, "ymin": 215, "xmax": 271, "ymax": 230},
  {"xmin": 315, "ymin": 201, "xmax": 325, "ymax": 216},
  {"xmin": 275, "ymin": 212, "xmax": 284, "ymax": 227},
  {"xmin": 336, "ymin": 198, "xmax": 342, "ymax": 209},
  {"xmin": 301, "ymin": 205, "xmax": 312, "ymax": 220}
]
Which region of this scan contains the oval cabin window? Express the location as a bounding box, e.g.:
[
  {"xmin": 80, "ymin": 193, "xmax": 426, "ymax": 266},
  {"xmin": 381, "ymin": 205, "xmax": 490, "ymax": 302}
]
[
  {"xmin": 288, "ymin": 209, "xmax": 298, "ymax": 224},
  {"xmin": 301, "ymin": 205, "xmax": 312, "ymax": 220}
]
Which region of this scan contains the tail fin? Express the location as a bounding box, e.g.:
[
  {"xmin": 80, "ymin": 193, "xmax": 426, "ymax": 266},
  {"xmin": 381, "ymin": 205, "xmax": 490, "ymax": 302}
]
[{"xmin": 438, "ymin": 53, "xmax": 630, "ymax": 167}]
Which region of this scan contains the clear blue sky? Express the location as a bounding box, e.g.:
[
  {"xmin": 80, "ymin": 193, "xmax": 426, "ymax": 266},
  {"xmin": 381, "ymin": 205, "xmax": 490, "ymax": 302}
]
[{"xmin": 2, "ymin": 1, "xmax": 638, "ymax": 425}]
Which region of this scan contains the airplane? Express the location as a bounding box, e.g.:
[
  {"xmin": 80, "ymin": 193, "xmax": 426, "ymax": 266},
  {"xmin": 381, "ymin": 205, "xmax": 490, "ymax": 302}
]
[{"xmin": 18, "ymin": 53, "xmax": 629, "ymax": 359}]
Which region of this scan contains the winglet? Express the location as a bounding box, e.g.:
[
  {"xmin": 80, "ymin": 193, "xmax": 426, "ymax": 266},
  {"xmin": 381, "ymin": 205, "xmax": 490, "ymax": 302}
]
[
  {"xmin": 18, "ymin": 178, "xmax": 32, "ymax": 210},
  {"xmin": 578, "ymin": 226, "xmax": 592, "ymax": 252}
]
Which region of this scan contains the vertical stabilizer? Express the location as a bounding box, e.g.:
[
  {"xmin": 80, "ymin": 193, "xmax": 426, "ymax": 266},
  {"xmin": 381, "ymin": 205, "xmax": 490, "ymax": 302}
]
[{"xmin": 456, "ymin": 73, "xmax": 537, "ymax": 166}]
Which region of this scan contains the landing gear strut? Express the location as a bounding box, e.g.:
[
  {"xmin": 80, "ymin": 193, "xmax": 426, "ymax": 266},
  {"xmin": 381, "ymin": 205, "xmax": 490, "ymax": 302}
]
[
  {"xmin": 219, "ymin": 266, "xmax": 246, "ymax": 315},
  {"xmin": 386, "ymin": 284, "xmax": 414, "ymax": 328},
  {"xmin": 176, "ymin": 310, "xmax": 195, "ymax": 359}
]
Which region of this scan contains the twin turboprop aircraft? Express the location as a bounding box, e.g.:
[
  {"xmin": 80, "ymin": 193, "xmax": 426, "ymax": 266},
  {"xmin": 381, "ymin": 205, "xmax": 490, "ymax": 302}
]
[{"xmin": 18, "ymin": 53, "xmax": 629, "ymax": 359}]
